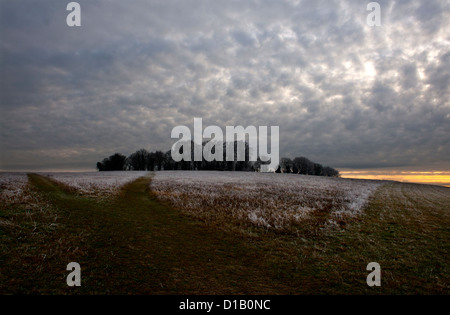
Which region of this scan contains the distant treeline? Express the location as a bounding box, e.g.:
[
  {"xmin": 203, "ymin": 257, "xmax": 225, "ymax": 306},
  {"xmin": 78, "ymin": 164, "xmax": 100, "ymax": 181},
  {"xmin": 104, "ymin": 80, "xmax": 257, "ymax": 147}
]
[{"xmin": 96, "ymin": 141, "xmax": 339, "ymax": 177}]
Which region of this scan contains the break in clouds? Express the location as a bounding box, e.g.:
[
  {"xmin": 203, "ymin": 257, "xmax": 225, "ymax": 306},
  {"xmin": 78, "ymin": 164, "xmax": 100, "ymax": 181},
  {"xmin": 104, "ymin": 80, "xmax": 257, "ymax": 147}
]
[{"xmin": 0, "ymin": 0, "xmax": 449, "ymax": 171}]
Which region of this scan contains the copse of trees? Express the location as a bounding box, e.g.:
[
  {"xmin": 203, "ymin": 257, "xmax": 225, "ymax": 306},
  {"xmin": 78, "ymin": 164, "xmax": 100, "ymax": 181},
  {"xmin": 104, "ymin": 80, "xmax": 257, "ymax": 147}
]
[
  {"xmin": 96, "ymin": 142, "xmax": 339, "ymax": 177},
  {"xmin": 278, "ymin": 156, "xmax": 339, "ymax": 177},
  {"xmin": 96, "ymin": 153, "xmax": 126, "ymax": 171}
]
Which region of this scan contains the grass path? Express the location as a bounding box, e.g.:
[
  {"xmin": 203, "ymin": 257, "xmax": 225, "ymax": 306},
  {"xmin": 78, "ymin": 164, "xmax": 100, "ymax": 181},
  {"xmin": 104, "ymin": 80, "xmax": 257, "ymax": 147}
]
[
  {"xmin": 1, "ymin": 173, "xmax": 448, "ymax": 294},
  {"xmin": 12, "ymin": 173, "xmax": 296, "ymax": 294}
]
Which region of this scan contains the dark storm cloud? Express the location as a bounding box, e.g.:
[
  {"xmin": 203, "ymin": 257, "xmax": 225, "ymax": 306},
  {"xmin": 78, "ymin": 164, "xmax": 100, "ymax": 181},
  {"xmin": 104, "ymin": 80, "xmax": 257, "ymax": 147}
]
[{"xmin": 0, "ymin": 0, "xmax": 449, "ymax": 171}]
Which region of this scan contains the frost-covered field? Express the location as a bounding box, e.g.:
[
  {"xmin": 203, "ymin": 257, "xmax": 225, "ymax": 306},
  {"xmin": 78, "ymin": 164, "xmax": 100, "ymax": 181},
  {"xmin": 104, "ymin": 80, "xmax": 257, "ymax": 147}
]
[
  {"xmin": 0, "ymin": 172, "xmax": 29, "ymax": 205},
  {"xmin": 151, "ymin": 171, "xmax": 384, "ymax": 233},
  {"xmin": 1, "ymin": 171, "xmax": 383, "ymax": 233},
  {"xmin": 41, "ymin": 171, "xmax": 148, "ymax": 197},
  {"xmin": 0, "ymin": 172, "xmax": 56, "ymax": 233},
  {"xmin": 0, "ymin": 171, "xmax": 148, "ymax": 205}
]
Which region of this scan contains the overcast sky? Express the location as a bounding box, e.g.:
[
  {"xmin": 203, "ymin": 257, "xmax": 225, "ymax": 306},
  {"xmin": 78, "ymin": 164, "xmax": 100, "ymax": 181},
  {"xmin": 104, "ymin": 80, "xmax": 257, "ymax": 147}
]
[{"xmin": 1, "ymin": 0, "xmax": 449, "ymax": 172}]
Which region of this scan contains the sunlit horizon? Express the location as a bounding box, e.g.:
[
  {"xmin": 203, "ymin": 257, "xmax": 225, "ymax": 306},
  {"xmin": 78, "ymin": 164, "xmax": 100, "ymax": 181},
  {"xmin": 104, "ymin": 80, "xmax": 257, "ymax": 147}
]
[{"xmin": 340, "ymin": 169, "xmax": 450, "ymax": 188}]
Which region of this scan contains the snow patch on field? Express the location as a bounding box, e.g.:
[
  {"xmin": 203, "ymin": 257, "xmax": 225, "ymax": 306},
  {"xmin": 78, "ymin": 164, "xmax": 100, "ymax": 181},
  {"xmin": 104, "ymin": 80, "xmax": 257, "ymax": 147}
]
[{"xmin": 151, "ymin": 171, "xmax": 383, "ymax": 232}]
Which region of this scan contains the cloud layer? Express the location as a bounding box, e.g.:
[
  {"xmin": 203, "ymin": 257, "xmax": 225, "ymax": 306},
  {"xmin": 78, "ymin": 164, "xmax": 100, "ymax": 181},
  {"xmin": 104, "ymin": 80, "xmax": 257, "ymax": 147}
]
[{"xmin": 1, "ymin": 0, "xmax": 449, "ymax": 171}]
